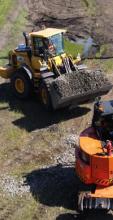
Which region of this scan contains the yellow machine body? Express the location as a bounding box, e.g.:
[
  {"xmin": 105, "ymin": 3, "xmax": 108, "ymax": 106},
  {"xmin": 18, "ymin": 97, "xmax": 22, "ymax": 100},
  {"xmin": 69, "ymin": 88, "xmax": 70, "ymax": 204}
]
[
  {"xmin": 0, "ymin": 28, "xmax": 80, "ymax": 80},
  {"xmin": 0, "ymin": 27, "xmax": 110, "ymax": 110}
]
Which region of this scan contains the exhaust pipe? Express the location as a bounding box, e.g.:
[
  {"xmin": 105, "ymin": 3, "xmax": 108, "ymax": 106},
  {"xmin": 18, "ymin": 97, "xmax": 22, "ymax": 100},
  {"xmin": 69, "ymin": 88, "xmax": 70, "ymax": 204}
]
[{"xmin": 23, "ymin": 32, "xmax": 29, "ymax": 47}]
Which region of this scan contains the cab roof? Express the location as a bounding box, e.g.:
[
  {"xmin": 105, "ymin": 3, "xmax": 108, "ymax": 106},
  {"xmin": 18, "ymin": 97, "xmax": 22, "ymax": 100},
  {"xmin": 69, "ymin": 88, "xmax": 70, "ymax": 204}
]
[{"xmin": 29, "ymin": 28, "xmax": 66, "ymax": 38}]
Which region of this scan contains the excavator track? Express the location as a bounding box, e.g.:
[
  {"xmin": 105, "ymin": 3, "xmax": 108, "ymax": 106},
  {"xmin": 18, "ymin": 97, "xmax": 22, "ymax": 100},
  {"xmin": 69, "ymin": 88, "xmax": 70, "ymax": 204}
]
[{"xmin": 78, "ymin": 192, "xmax": 113, "ymax": 211}]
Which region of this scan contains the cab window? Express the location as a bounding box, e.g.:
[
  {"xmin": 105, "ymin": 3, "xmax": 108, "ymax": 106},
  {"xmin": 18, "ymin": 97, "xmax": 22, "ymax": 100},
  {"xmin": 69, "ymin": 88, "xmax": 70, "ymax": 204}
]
[{"xmin": 33, "ymin": 37, "xmax": 44, "ymax": 56}]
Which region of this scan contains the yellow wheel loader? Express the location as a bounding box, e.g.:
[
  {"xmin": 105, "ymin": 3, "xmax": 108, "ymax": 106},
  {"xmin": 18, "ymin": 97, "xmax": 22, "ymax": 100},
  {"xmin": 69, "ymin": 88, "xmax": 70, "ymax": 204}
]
[{"xmin": 0, "ymin": 28, "xmax": 112, "ymax": 110}]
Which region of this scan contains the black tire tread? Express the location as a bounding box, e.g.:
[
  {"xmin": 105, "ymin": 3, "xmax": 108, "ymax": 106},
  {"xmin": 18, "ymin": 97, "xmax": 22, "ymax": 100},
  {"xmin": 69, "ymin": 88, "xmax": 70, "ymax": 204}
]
[{"xmin": 11, "ymin": 71, "xmax": 32, "ymax": 99}]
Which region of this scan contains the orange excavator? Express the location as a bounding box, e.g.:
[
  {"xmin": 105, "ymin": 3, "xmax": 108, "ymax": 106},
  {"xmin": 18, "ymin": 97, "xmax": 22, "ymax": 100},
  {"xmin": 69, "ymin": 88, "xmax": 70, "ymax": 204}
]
[{"xmin": 76, "ymin": 98, "xmax": 113, "ymax": 211}]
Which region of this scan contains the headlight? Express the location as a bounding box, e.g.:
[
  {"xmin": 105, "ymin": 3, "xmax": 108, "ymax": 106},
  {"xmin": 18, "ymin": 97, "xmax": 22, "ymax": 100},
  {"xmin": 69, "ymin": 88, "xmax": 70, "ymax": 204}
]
[{"xmin": 76, "ymin": 53, "xmax": 81, "ymax": 61}]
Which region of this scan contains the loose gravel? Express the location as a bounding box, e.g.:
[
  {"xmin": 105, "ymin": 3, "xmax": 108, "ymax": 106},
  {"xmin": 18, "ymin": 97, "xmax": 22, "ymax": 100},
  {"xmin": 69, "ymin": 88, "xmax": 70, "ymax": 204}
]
[
  {"xmin": 0, "ymin": 174, "xmax": 30, "ymax": 197},
  {"xmin": 0, "ymin": 134, "xmax": 79, "ymax": 198},
  {"xmin": 51, "ymin": 69, "xmax": 110, "ymax": 98},
  {"xmin": 54, "ymin": 133, "xmax": 79, "ymax": 165}
]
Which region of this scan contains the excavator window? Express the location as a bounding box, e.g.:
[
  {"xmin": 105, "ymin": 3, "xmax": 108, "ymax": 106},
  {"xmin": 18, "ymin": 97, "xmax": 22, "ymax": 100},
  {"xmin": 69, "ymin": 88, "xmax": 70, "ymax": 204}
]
[{"xmin": 95, "ymin": 115, "xmax": 113, "ymax": 141}]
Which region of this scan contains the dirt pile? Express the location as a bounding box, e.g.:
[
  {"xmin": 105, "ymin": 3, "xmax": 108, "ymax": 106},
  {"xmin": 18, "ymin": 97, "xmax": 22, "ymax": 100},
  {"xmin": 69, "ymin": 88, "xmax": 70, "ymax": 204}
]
[
  {"xmin": 28, "ymin": 0, "xmax": 113, "ymax": 45},
  {"xmin": 28, "ymin": 0, "xmax": 93, "ymax": 40},
  {"xmin": 51, "ymin": 70, "xmax": 110, "ymax": 98}
]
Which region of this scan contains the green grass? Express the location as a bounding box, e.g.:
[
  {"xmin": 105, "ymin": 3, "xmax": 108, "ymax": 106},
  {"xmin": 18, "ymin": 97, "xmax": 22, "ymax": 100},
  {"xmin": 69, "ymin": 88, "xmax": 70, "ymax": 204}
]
[
  {"xmin": 64, "ymin": 38, "xmax": 84, "ymax": 58},
  {"xmin": 11, "ymin": 199, "xmax": 38, "ymax": 220},
  {"xmin": 96, "ymin": 44, "xmax": 110, "ymax": 58},
  {"xmin": 6, "ymin": 127, "xmax": 27, "ymax": 142},
  {"xmin": 0, "ymin": 0, "xmax": 16, "ymax": 27},
  {"xmin": 100, "ymin": 59, "xmax": 113, "ymax": 74},
  {"xmin": 82, "ymin": 0, "xmax": 96, "ymax": 15},
  {"xmin": 83, "ymin": 0, "xmax": 95, "ymax": 7},
  {"xmin": 85, "ymin": 58, "xmax": 113, "ymax": 74},
  {"xmin": 0, "ymin": 194, "xmax": 37, "ymax": 220},
  {"xmin": 0, "ymin": 9, "xmax": 27, "ymax": 66}
]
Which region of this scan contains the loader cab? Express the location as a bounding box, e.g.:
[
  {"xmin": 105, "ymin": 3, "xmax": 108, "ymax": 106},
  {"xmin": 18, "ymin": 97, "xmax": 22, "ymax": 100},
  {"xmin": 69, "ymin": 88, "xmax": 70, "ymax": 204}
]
[
  {"xmin": 30, "ymin": 29, "xmax": 66, "ymax": 57},
  {"xmin": 29, "ymin": 28, "xmax": 66, "ymax": 70}
]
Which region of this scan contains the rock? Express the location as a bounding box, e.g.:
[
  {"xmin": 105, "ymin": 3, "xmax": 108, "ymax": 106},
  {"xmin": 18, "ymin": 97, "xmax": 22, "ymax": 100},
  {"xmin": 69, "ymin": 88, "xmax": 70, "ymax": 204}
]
[
  {"xmin": 51, "ymin": 69, "xmax": 109, "ymax": 98},
  {"xmin": 0, "ymin": 174, "xmax": 30, "ymax": 197}
]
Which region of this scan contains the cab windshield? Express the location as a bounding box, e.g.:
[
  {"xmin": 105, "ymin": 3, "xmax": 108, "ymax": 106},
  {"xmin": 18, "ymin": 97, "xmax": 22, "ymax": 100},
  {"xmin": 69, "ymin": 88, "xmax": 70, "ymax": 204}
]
[
  {"xmin": 49, "ymin": 33, "xmax": 64, "ymax": 55},
  {"xmin": 99, "ymin": 114, "xmax": 113, "ymax": 141},
  {"xmin": 101, "ymin": 114, "xmax": 113, "ymax": 130}
]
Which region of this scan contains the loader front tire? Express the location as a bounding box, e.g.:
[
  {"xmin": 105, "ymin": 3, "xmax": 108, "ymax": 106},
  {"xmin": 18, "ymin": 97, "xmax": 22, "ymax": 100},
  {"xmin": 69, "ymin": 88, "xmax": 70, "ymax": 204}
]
[
  {"xmin": 11, "ymin": 72, "xmax": 32, "ymax": 99},
  {"xmin": 39, "ymin": 82, "xmax": 52, "ymax": 110}
]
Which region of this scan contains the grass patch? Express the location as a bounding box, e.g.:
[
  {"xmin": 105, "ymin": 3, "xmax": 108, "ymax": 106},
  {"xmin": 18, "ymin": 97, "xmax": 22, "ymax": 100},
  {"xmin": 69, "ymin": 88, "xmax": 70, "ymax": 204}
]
[
  {"xmin": 95, "ymin": 43, "xmax": 113, "ymax": 63},
  {"xmin": 100, "ymin": 59, "xmax": 113, "ymax": 74},
  {"xmin": 83, "ymin": 0, "xmax": 95, "ymax": 7},
  {"xmin": 11, "ymin": 199, "xmax": 38, "ymax": 220},
  {"xmin": 0, "ymin": 102, "xmax": 9, "ymax": 109},
  {"xmin": 64, "ymin": 38, "xmax": 84, "ymax": 58},
  {"xmin": 0, "ymin": 0, "xmax": 16, "ymax": 27},
  {"xmin": 6, "ymin": 127, "xmax": 28, "ymax": 144},
  {"xmin": 0, "ymin": 124, "xmax": 28, "ymax": 154},
  {"xmin": 0, "ymin": 9, "xmax": 28, "ymax": 66},
  {"xmin": 82, "ymin": 0, "xmax": 96, "ymax": 15},
  {"xmin": 85, "ymin": 58, "xmax": 113, "ymax": 74},
  {"xmin": 96, "ymin": 44, "xmax": 110, "ymax": 58},
  {"xmin": 10, "ymin": 110, "xmax": 24, "ymax": 119},
  {"xmin": 0, "ymin": 194, "xmax": 37, "ymax": 220}
]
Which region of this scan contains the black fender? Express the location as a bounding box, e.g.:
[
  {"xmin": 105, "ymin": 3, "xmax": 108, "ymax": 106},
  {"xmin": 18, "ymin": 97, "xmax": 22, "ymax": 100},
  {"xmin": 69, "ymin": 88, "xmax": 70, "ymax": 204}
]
[{"xmin": 19, "ymin": 65, "xmax": 33, "ymax": 80}]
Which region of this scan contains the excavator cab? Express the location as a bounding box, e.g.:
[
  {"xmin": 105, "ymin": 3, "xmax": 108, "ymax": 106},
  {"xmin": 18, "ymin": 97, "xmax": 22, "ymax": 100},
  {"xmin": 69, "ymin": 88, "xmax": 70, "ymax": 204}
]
[{"xmin": 92, "ymin": 100, "xmax": 113, "ymax": 141}]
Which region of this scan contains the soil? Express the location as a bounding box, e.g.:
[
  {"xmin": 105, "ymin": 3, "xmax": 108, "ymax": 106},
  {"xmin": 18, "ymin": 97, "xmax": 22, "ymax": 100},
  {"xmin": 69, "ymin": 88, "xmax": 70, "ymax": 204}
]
[
  {"xmin": 0, "ymin": 76, "xmax": 113, "ymax": 220},
  {"xmin": 28, "ymin": 0, "xmax": 113, "ymax": 46},
  {"xmin": 1, "ymin": 1, "xmax": 113, "ymax": 219}
]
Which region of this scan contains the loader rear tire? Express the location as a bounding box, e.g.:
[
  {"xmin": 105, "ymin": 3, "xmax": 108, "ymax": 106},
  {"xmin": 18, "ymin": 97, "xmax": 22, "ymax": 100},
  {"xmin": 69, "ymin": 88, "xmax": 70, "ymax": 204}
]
[
  {"xmin": 39, "ymin": 82, "xmax": 52, "ymax": 110},
  {"xmin": 11, "ymin": 72, "xmax": 32, "ymax": 99}
]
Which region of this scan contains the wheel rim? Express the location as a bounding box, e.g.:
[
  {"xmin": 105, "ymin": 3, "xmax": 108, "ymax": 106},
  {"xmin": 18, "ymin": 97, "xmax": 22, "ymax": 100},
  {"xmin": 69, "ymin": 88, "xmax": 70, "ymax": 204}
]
[
  {"xmin": 41, "ymin": 88, "xmax": 48, "ymax": 105},
  {"xmin": 15, "ymin": 78, "xmax": 25, "ymax": 94}
]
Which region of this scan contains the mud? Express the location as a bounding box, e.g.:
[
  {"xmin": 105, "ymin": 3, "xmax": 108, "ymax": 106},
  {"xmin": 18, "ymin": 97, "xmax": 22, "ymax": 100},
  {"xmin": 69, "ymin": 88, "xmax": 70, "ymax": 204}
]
[
  {"xmin": 28, "ymin": 0, "xmax": 113, "ymax": 46},
  {"xmin": 51, "ymin": 70, "xmax": 110, "ymax": 98}
]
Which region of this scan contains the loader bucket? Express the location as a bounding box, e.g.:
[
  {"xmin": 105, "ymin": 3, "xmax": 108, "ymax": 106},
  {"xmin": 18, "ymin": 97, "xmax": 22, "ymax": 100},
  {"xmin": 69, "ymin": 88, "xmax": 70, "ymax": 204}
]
[
  {"xmin": 49, "ymin": 70, "xmax": 112, "ymax": 109},
  {"xmin": 50, "ymin": 84, "xmax": 112, "ymax": 109}
]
